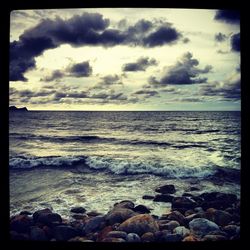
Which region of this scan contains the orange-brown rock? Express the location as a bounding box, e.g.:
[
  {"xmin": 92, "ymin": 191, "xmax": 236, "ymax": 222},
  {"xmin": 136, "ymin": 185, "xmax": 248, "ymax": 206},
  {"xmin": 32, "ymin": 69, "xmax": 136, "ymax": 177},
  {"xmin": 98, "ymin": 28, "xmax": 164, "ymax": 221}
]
[
  {"xmin": 182, "ymin": 235, "xmax": 199, "ymax": 241},
  {"xmin": 118, "ymin": 214, "xmax": 159, "ymax": 236}
]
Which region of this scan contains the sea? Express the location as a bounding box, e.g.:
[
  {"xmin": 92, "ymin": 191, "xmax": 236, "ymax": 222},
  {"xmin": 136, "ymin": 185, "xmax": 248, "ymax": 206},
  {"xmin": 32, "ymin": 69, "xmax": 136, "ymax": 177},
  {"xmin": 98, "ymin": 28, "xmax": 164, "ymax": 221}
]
[{"xmin": 9, "ymin": 111, "xmax": 241, "ymax": 218}]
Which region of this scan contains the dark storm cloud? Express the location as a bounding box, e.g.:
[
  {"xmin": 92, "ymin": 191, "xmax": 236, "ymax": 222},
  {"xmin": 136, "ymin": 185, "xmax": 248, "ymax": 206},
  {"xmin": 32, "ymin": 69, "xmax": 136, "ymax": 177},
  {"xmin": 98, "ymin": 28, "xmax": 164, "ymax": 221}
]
[
  {"xmin": 199, "ymin": 72, "xmax": 240, "ymax": 100},
  {"xmin": 122, "ymin": 57, "xmax": 157, "ymax": 72},
  {"xmin": 142, "ymin": 26, "xmax": 181, "ymax": 47},
  {"xmin": 214, "ymin": 10, "xmax": 240, "ymax": 24},
  {"xmin": 10, "ymin": 37, "xmax": 56, "ymax": 81},
  {"xmin": 215, "ymin": 32, "xmax": 227, "ymax": 42},
  {"xmin": 231, "ymin": 33, "xmax": 240, "ymax": 52},
  {"xmin": 149, "ymin": 52, "xmax": 212, "ymax": 87},
  {"xmin": 10, "ymin": 13, "xmax": 184, "ymax": 81},
  {"xmin": 67, "ymin": 61, "xmax": 92, "ymax": 77}
]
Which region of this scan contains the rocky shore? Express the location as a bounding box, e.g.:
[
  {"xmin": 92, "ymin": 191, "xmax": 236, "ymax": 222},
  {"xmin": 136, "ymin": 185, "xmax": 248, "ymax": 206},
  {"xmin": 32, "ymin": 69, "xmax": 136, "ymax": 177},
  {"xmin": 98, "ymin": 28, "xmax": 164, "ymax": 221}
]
[{"xmin": 10, "ymin": 184, "xmax": 240, "ymax": 242}]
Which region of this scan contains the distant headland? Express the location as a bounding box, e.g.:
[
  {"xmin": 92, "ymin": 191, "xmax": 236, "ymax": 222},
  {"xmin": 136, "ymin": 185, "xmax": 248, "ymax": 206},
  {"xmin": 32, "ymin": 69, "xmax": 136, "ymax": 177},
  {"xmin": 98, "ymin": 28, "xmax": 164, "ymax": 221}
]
[{"xmin": 9, "ymin": 106, "xmax": 28, "ymax": 112}]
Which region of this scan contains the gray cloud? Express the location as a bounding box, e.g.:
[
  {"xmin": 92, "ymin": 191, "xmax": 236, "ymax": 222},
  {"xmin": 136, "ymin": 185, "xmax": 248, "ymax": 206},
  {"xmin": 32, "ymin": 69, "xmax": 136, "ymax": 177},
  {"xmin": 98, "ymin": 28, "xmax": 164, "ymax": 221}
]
[
  {"xmin": 92, "ymin": 74, "xmax": 123, "ymax": 89},
  {"xmin": 199, "ymin": 71, "xmax": 240, "ymax": 100},
  {"xmin": 10, "ymin": 13, "xmax": 184, "ymax": 81},
  {"xmin": 133, "ymin": 89, "xmax": 159, "ymax": 97},
  {"xmin": 41, "ymin": 70, "xmax": 64, "ymax": 82},
  {"xmin": 214, "ymin": 10, "xmax": 240, "ymax": 24},
  {"xmin": 217, "ymin": 49, "xmax": 229, "ymax": 54},
  {"xmin": 149, "ymin": 52, "xmax": 212, "ymax": 87},
  {"xmin": 215, "ymin": 32, "xmax": 227, "ymax": 42},
  {"xmin": 231, "ymin": 33, "xmax": 240, "ymax": 52},
  {"xmin": 122, "ymin": 57, "xmax": 157, "ymax": 72},
  {"xmin": 67, "ymin": 61, "xmax": 92, "ymax": 77},
  {"xmin": 41, "ymin": 61, "xmax": 92, "ymax": 82}
]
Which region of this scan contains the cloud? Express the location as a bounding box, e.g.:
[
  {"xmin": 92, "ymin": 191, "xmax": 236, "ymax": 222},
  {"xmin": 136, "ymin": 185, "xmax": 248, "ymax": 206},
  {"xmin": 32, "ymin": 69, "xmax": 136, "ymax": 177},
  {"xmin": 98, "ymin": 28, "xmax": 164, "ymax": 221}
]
[
  {"xmin": 214, "ymin": 10, "xmax": 240, "ymax": 24},
  {"xmin": 41, "ymin": 61, "xmax": 92, "ymax": 82},
  {"xmin": 149, "ymin": 52, "xmax": 212, "ymax": 86},
  {"xmin": 67, "ymin": 61, "xmax": 92, "ymax": 77},
  {"xmin": 133, "ymin": 89, "xmax": 159, "ymax": 97},
  {"xmin": 231, "ymin": 33, "xmax": 240, "ymax": 52},
  {"xmin": 199, "ymin": 71, "xmax": 240, "ymax": 100},
  {"xmin": 10, "ymin": 37, "xmax": 56, "ymax": 81},
  {"xmin": 142, "ymin": 26, "xmax": 181, "ymax": 47},
  {"xmin": 122, "ymin": 57, "xmax": 157, "ymax": 72},
  {"xmin": 41, "ymin": 70, "xmax": 64, "ymax": 82},
  {"xmin": 92, "ymin": 74, "xmax": 123, "ymax": 89},
  {"xmin": 53, "ymin": 91, "xmax": 88, "ymax": 101},
  {"xmin": 217, "ymin": 49, "xmax": 229, "ymax": 54},
  {"xmin": 10, "ymin": 13, "xmax": 183, "ymax": 81},
  {"xmin": 215, "ymin": 32, "xmax": 227, "ymax": 42}
]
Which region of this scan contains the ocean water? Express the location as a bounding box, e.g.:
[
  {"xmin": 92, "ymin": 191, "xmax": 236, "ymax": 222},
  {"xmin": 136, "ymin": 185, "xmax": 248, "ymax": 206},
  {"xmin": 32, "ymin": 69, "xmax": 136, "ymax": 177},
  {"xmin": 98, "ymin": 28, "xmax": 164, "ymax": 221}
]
[{"xmin": 9, "ymin": 111, "xmax": 241, "ymax": 218}]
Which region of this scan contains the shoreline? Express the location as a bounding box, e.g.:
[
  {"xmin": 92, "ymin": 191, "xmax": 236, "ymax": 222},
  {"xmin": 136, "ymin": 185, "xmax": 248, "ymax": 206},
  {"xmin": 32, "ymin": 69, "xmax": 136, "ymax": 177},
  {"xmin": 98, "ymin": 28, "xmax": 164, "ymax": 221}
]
[{"xmin": 10, "ymin": 183, "xmax": 240, "ymax": 242}]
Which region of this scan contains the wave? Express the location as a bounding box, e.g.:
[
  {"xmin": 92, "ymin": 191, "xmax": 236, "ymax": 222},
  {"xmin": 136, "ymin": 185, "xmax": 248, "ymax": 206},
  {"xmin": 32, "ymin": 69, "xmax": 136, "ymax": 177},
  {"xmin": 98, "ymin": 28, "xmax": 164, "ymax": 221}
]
[
  {"xmin": 10, "ymin": 133, "xmax": 212, "ymax": 149},
  {"xmin": 9, "ymin": 155, "xmax": 240, "ymax": 181}
]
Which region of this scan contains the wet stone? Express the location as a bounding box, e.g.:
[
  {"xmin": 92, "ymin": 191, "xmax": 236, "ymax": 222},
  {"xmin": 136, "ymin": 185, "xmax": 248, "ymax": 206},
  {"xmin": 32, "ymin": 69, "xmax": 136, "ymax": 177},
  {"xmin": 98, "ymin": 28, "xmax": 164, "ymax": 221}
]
[
  {"xmin": 106, "ymin": 231, "xmax": 127, "ymax": 239},
  {"xmin": 133, "ymin": 205, "xmax": 151, "ymax": 214},
  {"xmin": 141, "ymin": 232, "xmax": 155, "ymax": 242},
  {"xmin": 126, "ymin": 233, "xmax": 141, "ymax": 242},
  {"xmin": 118, "ymin": 214, "xmax": 159, "ymax": 236},
  {"xmin": 155, "ymin": 184, "xmax": 176, "ymax": 194},
  {"xmin": 189, "ymin": 218, "xmax": 220, "ymax": 237},
  {"xmin": 70, "ymin": 207, "xmax": 86, "ymax": 214},
  {"xmin": 30, "ymin": 226, "xmax": 48, "ymax": 241},
  {"xmin": 54, "ymin": 225, "xmax": 78, "ymax": 241},
  {"xmin": 142, "ymin": 195, "xmax": 155, "ymax": 200}
]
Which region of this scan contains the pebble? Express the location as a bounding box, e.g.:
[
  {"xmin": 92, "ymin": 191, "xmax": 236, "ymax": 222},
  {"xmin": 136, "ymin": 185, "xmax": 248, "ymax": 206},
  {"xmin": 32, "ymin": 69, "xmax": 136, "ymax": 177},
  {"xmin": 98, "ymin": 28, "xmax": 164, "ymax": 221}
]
[{"xmin": 126, "ymin": 233, "xmax": 141, "ymax": 242}]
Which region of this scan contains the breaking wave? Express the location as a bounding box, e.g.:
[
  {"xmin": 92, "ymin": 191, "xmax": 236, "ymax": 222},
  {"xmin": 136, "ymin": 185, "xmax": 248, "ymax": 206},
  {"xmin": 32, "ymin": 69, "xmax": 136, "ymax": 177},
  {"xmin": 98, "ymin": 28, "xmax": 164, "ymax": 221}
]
[{"xmin": 9, "ymin": 155, "xmax": 240, "ymax": 181}]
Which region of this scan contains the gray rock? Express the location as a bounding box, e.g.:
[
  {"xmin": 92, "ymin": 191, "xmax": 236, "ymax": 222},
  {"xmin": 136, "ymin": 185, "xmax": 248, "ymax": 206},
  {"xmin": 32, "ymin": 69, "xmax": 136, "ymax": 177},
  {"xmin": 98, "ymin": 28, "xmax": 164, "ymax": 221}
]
[
  {"xmin": 133, "ymin": 205, "xmax": 151, "ymax": 214},
  {"xmin": 10, "ymin": 215, "xmax": 33, "ymax": 233},
  {"xmin": 105, "ymin": 207, "xmax": 137, "ymax": 225},
  {"xmin": 153, "ymin": 194, "xmax": 174, "ymax": 202},
  {"xmin": 30, "ymin": 226, "xmax": 47, "ymax": 241},
  {"xmin": 162, "ymin": 233, "xmax": 183, "ymax": 242},
  {"xmin": 106, "ymin": 230, "xmax": 127, "ymax": 239},
  {"xmin": 126, "ymin": 233, "xmax": 141, "ymax": 242},
  {"xmin": 10, "ymin": 231, "xmax": 30, "ymax": 240},
  {"xmin": 113, "ymin": 200, "xmax": 135, "ymax": 210},
  {"xmin": 189, "ymin": 218, "xmax": 220, "ymax": 237},
  {"xmin": 102, "ymin": 237, "xmax": 126, "ymax": 242},
  {"xmin": 155, "ymin": 184, "xmax": 176, "ymax": 194},
  {"xmin": 33, "ymin": 208, "xmax": 53, "ymax": 221},
  {"xmin": 54, "ymin": 225, "xmax": 78, "ymax": 241},
  {"xmin": 172, "ymin": 196, "xmax": 198, "ymax": 210},
  {"xmin": 173, "ymin": 226, "xmax": 190, "ymax": 237},
  {"xmin": 141, "ymin": 232, "xmax": 155, "ymax": 242},
  {"xmin": 142, "ymin": 195, "xmax": 155, "ymax": 200},
  {"xmin": 36, "ymin": 213, "xmax": 62, "ymax": 226},
  {"xmin": 167, "ymin": 211, "xmax": 186, "ymax": 226},
  {"xmin": 223, "ymin": 225, "xmax": 240, "ymax": 237},
  {"xmin": 202, "ymin": 234, "xmax": 227, "ymax": 241},
  {"xmin": 159, "ymin": 220, "xmax": 180, "ymax": 231},
  {"xmin": 205, "ymin": 208, "xmax": 232, "ymax": 226},
  {"xmin": 70, "ymin": 207, "xmax": 86, "ymax": 214},
  {"xmin": 84, "ymin": 215, "xmax": 106, "ymax": 234}
]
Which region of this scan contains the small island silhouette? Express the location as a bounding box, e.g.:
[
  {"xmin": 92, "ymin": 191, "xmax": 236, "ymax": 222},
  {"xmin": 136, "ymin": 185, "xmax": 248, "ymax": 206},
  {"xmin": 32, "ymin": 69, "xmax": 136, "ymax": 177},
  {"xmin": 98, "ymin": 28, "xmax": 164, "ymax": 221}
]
[{"xmin": 9, "ymin": 106, "xmax": 28, "ymax": 112}]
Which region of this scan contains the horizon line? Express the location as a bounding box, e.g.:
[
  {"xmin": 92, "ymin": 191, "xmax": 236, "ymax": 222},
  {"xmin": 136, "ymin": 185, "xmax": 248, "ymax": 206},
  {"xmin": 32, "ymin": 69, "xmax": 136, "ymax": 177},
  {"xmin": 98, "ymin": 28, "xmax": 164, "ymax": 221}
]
[{"xmin": 23, "ymin": 109, "xmax": 241, "ymax": 112}]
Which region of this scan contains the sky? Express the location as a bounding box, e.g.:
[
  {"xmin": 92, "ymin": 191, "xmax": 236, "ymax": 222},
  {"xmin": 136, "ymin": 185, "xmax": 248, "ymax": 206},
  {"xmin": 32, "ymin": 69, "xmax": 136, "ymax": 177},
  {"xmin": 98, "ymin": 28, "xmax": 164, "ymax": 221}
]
[{"xmin": 9, "ymin": 8, "xmax": 240, "ymax": 111}]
